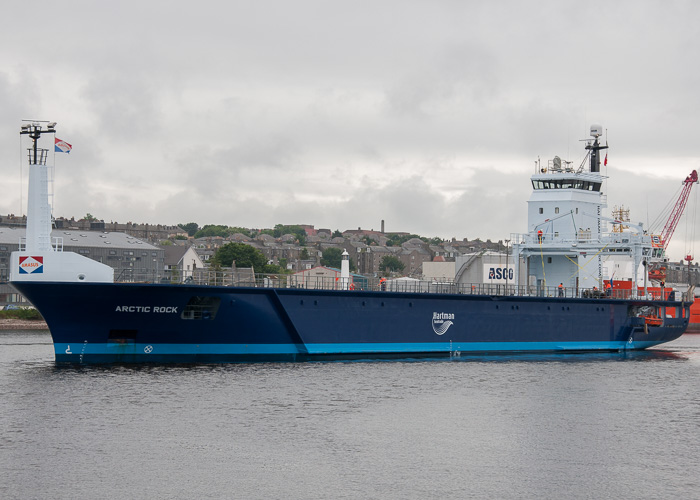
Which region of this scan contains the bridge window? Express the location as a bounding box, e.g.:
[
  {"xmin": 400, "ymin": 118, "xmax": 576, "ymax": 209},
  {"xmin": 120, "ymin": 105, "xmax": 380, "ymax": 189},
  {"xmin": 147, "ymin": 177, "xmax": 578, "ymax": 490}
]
[{"xmin": 532, "ymin": 179, "xmax": 602, "ymax": 191}]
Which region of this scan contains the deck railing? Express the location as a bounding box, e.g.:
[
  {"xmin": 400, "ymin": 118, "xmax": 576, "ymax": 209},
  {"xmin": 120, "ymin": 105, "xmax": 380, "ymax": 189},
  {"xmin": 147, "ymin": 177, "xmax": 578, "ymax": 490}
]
[
  {"xmin": 113, "ymin": 269, "xmax": 689, "ymax": 302},
  {"xmin": 511, "ymin": 231, "xmax": 650, "ymax": 247}
]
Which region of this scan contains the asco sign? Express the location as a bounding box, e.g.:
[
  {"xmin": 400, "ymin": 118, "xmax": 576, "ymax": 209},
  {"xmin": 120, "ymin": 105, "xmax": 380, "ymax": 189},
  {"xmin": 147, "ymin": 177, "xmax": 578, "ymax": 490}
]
[
  {"xmin": 19, "ymin": 256, "xmax": 44, "ymax": 274},
  {"xmin": 483, "ymin": 264, "xmax": 514, "ymax": 284}
]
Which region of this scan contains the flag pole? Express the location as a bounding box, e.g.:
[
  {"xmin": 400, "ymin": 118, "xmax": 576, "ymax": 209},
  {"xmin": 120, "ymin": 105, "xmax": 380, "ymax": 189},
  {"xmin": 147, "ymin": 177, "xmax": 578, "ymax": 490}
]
[
  {"xmin": 19, "ymin": 132, "xmax": 23, "ymax": 217},
  {"xmin": 51, "ymin": 137, "xmax": 56, "ymax": 225}
]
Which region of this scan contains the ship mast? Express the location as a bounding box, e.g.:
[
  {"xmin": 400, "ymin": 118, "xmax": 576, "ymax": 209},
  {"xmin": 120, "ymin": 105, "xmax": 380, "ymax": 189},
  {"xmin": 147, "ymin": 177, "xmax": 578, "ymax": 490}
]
[
  {"xmin": 585, "ymin": 125, "xmax": 608, "ymax": 173},
  {"xmin": 19, "ymin": 121, "xmax": 56, "ymax": 253}
]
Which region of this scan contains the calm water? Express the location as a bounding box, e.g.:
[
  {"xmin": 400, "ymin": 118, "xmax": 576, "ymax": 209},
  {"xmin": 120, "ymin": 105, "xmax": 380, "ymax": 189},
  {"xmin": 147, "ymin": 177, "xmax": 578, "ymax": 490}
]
[{"xmin": 1, "ymin": 331, "xmax": 699, "ymax": 500}]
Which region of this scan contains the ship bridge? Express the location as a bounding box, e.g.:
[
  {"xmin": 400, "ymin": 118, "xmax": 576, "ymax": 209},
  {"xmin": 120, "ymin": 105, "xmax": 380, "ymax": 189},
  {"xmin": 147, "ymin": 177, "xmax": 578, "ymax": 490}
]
[{"xmin": 512, "ymin": 124, "xmax": 654, "ymax": 296}]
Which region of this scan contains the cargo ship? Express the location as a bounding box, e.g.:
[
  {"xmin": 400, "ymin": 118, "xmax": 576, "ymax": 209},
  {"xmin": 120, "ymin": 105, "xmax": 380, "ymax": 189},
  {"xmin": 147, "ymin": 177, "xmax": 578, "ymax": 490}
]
[{"xmin": 10, "ymin": 122, "xmax": 691, "ymax": 363}]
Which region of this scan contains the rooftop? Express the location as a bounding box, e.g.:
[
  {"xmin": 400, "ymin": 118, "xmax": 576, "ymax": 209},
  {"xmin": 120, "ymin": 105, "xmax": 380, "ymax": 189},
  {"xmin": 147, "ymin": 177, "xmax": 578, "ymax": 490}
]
[{"xmin": 0, "ymin": 227, "xmax": 159, "ymax": 250}]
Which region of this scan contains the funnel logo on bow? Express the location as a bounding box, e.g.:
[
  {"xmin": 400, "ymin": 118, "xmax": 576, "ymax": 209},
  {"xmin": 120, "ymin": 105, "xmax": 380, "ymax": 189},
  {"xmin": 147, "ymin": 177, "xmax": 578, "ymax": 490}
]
[
  {"xmin": 19, "ymin": 256, "xmax": 44, "ymax": 274},
  {"xmin": 432, "ymin": 312, "xmax": 454, "ymax": 335}
]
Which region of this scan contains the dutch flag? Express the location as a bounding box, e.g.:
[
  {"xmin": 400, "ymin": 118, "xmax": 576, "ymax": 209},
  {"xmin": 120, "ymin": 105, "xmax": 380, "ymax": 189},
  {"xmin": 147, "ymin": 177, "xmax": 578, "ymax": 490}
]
[{"xmin": 55, "ymin": 137, "xmax": 72, "ymax": 153}]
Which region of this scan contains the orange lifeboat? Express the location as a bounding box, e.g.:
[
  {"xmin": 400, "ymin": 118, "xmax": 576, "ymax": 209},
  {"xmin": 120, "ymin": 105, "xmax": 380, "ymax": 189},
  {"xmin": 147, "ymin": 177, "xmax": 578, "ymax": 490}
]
[{"xmin": 643, "ymin": 316, "xmax": 663, "ymax": 327}]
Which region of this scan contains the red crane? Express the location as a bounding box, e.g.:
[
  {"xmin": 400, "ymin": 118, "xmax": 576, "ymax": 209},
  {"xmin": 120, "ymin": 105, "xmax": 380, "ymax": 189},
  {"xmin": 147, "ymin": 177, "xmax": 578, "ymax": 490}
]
[
  {"xmin": 647, "ymin": 170, "xmax": 698, "ymax": 283},
  {"xmin": 660, "ymin": 169, "xmax": 698, "ymax": 251}
]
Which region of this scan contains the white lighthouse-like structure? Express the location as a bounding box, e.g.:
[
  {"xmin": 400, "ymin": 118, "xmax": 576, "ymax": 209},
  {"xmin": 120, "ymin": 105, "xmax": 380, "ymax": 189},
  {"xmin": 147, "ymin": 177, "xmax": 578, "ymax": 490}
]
[
  {"xmin": 10, "ymin": 122, "xmax": 114, "ymax": 283},
  {"xmin": 340, "ymin": 249, "xmax": 350, "ymax": 290}
]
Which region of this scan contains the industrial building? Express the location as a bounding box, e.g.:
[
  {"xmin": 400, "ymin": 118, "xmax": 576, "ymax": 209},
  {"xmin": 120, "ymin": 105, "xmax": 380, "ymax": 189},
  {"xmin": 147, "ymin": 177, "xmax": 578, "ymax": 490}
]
[{"xmin": 0, "ymin": 227, "xmax": 164, "ymax": 305}]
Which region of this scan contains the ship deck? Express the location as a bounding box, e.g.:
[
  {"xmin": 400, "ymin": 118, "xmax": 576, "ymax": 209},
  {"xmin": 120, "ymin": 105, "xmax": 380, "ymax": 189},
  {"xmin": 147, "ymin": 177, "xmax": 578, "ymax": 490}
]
[{"xmin": 114, "ymin": 270, "xmax": 690, "ymax": 302}]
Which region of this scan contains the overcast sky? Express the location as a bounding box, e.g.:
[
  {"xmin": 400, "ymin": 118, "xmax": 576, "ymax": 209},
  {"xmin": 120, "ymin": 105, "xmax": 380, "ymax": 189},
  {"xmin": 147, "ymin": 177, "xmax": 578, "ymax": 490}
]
[{"xmin": 1, "ymin": 0, "xmax": 699, "ymax": 260}]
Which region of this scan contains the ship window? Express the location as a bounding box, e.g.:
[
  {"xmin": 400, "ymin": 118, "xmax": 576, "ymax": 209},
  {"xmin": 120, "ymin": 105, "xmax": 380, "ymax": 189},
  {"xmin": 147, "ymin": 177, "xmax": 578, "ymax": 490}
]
[
  {"xmin": 555, "ymin": 207, "xmax": 559, "ymax": 214},
  {"xmin": 539, "ymin": 208, "xmax": 543, "ymax": 214},
  {"xmin": 181, "ymin": 296, "xmax": 221, "ymax": 320},
  {"xmin": 576, "ymin": 208, "xmax": 579, "ymax": 214},
  {"xmin": 547, "ymin": 257, "xmax": 552, "ymax": 263}
]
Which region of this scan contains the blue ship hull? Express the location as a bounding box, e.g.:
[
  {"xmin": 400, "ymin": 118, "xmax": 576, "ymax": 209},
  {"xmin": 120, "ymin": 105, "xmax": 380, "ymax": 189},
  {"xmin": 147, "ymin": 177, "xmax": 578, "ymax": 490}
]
[{"xmin": 12, "ymin": 281, "xmax": 689, "ymax": 364}]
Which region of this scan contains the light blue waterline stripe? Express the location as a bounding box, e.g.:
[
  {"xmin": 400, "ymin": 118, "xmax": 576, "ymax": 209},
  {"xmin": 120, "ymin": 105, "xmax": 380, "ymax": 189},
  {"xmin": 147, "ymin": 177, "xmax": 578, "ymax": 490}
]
[{"xmin": 54, "ymin": 341, "xmax": 660, "ymax": 356}]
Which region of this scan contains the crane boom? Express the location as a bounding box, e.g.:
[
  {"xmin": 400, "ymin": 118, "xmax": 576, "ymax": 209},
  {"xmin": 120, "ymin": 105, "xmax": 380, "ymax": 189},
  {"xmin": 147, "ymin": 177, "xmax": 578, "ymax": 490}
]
[{"xmin": 660, "ymin": 170, "xmax": 698, "ymax": 250}]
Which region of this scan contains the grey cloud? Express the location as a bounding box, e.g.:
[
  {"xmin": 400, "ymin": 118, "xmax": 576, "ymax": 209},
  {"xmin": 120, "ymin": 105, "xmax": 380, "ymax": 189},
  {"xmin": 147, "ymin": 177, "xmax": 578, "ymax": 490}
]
[{"xmin": 1, "ymin": 0, "xmax": 699, "ymax": 260}]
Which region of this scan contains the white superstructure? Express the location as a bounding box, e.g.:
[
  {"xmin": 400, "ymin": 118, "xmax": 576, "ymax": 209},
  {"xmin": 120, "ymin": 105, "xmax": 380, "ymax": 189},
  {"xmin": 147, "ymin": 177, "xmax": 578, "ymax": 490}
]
[
  {"xmin": 10, "ymin": 122, "xmax": 114, "ymax": 283},
  {"xmin": 512, "ymin": 125, "xmax": 654, "ymax": 296}
]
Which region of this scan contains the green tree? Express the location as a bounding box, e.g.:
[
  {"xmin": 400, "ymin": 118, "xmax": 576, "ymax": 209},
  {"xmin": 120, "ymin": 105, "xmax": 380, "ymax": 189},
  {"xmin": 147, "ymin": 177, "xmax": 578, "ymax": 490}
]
[
  {"xmin": 229, "ymin": 226, "xmax": 253, "ymax": 237},
  {"xmin": 0, "ymin": 308, "xmax": 43, "ymax": 321},
  {"xmin": 300, "ymin": 248, "xmax": 310, "ymax": 260},
  {"xmin": 332, "ymin": 229, "xmax": 343, "ymax": 238},
  {"xmin": 213, "ymin": 243, "xmax": 267, "ymax": 269},
  {"xmin": 84, "ymin": 213, "xmax": 97, "ymax": 221},
  {"xmin": 178, "ymin": 222, "xmax": 199, "ymax": 237},
  {"xmin": 272, "ymin": 224, "xmax": 306, "ymax": 245},
  {"xmin": 262, "ymin": 263, "xmax": 285, "ymax": 274},
  {"xmin": 209, "ymin": 259, "xmax": 224, "ymax": 286},
  {"xmin": 379, "ymin": 255, "xmax": 405, "ymax": 273},
  {"xmin": 160, "ymin": 240, "xmax": 173, "ymax": 246},
  {"xmin": 194, "ymin": 225, "xmax": 230, "ymax": 238},
  {"xmin": 320, "ymin": 248, "xmax": 356, "ymax": 271},
  {"xmin": 385, "ymin": 233, "xmax": 422, "ymax": 247},
  {"xmin": 321, "ymin": 247, "xmax": 343, "ymax": 268}
]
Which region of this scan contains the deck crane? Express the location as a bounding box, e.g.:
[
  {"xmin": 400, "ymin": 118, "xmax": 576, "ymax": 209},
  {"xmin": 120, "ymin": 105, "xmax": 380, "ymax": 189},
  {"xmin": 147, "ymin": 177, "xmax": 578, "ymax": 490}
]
[
  {"xmin": 649, "ymin": 169, "xmax": 698, "ymax": 281},
  {"xmin": 659, "ymin": 170, "xmax": 698, "ymax": 251}
]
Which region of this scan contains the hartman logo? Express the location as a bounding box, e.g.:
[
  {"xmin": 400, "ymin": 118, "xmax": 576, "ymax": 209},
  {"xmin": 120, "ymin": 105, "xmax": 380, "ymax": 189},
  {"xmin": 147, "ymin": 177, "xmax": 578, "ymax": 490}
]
[
  {"xmin": 19, "ymin": 256, "xmax": 44, "ymax": 274},
  {"xmin": 432, "ymin": 312, "xmax": 455, "ymax": 335}
]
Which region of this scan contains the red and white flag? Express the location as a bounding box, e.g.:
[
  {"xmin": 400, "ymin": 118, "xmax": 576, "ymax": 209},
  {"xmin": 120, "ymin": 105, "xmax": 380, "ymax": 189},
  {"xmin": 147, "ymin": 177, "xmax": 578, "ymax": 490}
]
[{"xmin": 55, "ymin": 137, "xmax": 72, "ymax": 153}]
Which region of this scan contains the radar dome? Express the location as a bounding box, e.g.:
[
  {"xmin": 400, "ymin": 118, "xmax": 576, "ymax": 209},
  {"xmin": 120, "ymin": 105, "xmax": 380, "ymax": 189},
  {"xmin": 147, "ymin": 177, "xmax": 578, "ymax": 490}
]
[{"xmin": 590, "ymin": 124, "xmax": 603, "ymax": 137}]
